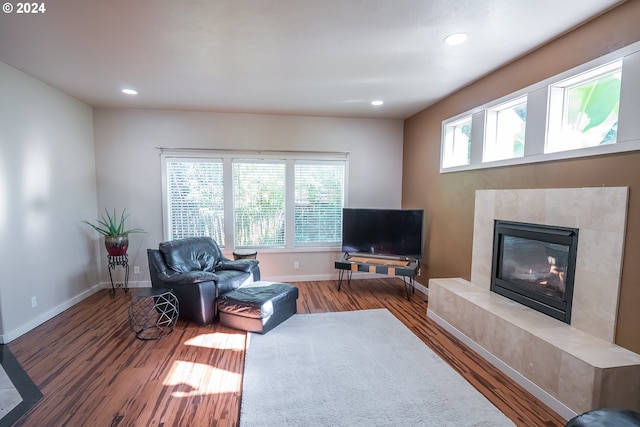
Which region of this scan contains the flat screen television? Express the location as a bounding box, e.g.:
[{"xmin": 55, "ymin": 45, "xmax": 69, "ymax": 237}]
[{"xmin": 342, "ymin": 208, "xmax": 424, "ymax": 259}]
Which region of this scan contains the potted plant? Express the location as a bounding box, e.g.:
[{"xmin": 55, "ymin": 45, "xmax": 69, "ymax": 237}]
[{"xmin": 83, "ymin": 208, "xmax": 144, "ymax": 256}]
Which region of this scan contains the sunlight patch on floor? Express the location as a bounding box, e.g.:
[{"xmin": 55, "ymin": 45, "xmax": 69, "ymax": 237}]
[
  {"xmin": 183, "ymin": 332, "xmax": 246, "ymax": 350},
  {"xmin": 163, "ymin": 360, "xmax": 242, "ymax": 397}
]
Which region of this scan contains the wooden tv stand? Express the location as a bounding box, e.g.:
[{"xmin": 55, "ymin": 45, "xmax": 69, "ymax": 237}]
[{"xmin": 334, "ymin": 253, "xmax": 420, "ymax": 300}]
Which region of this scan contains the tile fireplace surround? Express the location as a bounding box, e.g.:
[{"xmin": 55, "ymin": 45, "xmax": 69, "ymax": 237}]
[{"xmin": 428, "ymin": 187, "xmax": 640, "ymax": 420}]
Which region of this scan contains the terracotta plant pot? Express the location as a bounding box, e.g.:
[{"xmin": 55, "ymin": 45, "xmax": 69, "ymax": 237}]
[{"xmin": 105, "ymin": 235, "xmax": 129, "ymax": 256}]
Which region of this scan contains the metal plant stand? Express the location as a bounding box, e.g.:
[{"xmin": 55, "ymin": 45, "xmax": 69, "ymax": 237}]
[{"xmin": 107, "ymin": 254, "xmax": 130, "ymax": 298}]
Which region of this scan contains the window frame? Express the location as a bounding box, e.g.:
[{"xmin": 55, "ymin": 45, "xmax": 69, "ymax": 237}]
[
  {"xmin": 161, "ymin": 149, "xmax": 349, "ymax": 253},
  {"xmin": 440, "ymin": 40, "xmax": 640, "ymax": 173},
  {"xmin": 294, "ymin": 159, "xmax": 346, "ymax": 247},
  {"xmin": 164, "ymin": 157, "xmax": 226, "ymax": 244},
  {"xmin": 441, "ymin": 115, "xmax": 473, "ymax": 168},
  {"xmin": 483, "ymin": 95, "xmax": 527, "ymax": 163},
  {"xmin": 232, "ymin": 158, "xmax": 287, "ymax": 248},
  {"xmin": 545, "ymin": 59, "xmax": 622, "ymax": 154}
]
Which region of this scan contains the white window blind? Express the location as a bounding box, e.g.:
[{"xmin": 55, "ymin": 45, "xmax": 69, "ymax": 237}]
[
  {"xmin": 295, "ymin": 160, "xmax": 345, "ymax": 246},
  {"xmin": 166, "ymin": 159, "xmax": 225, "ymax": 245},
  {"xmin": 232, "ymin": 159, "xmax": 286, "ymax": 247}
]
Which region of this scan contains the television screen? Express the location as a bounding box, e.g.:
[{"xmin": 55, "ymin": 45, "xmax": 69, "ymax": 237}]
[{"xmin": 342, "ymin": 208, "xmax": 423, "ymax": 259}]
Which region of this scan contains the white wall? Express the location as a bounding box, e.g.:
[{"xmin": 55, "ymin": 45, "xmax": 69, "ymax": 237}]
[
  {"xmin": 0, "ymin": 62, "xmax": 99, "ymax": 342},
  {"xmin": 0, "ymin": 70, "xmax": 404, "ymax": 341},
  {"xmin": 92, "ymin": 109, "xmax": 404, "ymax": 283}
]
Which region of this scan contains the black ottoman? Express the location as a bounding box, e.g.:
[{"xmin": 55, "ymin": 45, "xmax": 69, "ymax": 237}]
[
  {"xmin": 217, "ymin": 281, "xmax": 298, "ymax": 334},
  {"xmin": 565, "ymin": 408, "xmax": 640, "ymax": 426}
]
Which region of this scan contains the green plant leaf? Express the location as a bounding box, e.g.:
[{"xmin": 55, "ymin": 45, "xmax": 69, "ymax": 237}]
[
  {"xmin": 83, "ymin": 208, "xmax": 145, "ymax": 236},
  {"xmin": 571, "ymin": 74, "xmax": 621, "ymax": 133}
]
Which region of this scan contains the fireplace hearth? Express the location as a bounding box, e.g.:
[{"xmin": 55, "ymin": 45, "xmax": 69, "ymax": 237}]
[
  {"xmin": 431, "ymin": 188, "xmax": 631, "ymax": 416},
  {"xmin": 490, "ymin": 220, "xmax": 578, "ymax": 324}
]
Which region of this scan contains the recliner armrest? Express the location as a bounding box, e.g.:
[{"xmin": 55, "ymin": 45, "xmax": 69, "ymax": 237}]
[
  {"xmin": 217, "ymin": 259, "xmax": 259, "ymax": 273},
  {"xmin": 158, "ymin": 270, "xmax": 219, "ymax": 285}
]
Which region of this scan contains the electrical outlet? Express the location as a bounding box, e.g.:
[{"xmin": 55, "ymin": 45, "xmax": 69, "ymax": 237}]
[
  {"xmin": 294, "ymin": 261, "xmax": 299, "ymax": 270},
  {"xmin": 31, "ymin": 296, "xmax": 37, "ymax": 308},
  {"xmin": 133, "ymin": 265, "xmax": 140, "ymax": 275}
]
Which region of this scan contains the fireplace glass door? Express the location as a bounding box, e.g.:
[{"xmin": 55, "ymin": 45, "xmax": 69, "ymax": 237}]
[{"xmin": 491, "ymin": 221, "xmax": 578, "ymax": 323}]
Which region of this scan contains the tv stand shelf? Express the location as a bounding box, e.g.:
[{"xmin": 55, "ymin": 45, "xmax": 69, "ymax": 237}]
[{"xmin": 334, "ymin": 254, "xmax": 420, "ymax": 300}]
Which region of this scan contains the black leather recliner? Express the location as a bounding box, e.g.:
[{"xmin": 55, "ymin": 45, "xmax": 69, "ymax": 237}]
[{"xmin": 147, "ymin": 237, "xmax": 260, "ymax": 325}]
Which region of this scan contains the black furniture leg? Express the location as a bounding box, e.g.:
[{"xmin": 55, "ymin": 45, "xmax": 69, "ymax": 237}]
[
  {"xmin": 108, "ymin": 263, "xmax": 116, "ymax": 298},
  {"xmin": 108, "ymin": 255, "xmax": 130, "ymax": 298},
  {"xmin": 402, "ymin": 276, "xmax": 415, "ymax": 301},
  {"xmin": 337, "ymin": 269, "xmax": 352, "ymax": 291}
]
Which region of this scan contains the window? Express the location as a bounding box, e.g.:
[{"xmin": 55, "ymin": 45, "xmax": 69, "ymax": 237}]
[
  {"xmin": 442, "ymin": 116, "xmax": 472, "ymax": 168},
  {"xmin": 440, "ymin": 40, "xmax": 640, "ymax": 173},
  {"xmin": 295, "ymin": 161, "xmax": 345, "ymax": 246},
  {"xmin": 165, "ymin": 159, "xmax": 225, "ymax": 244},
  {"xmin": 233, "ymin": 160, "xmax": 286, "ymax": 247},
  {"xmin": 546, "ymin": 60, "xmax": 622, "ymax": 153},
  {"xmin": 162, "ymin": 151, "xmax": 347, "ymax": 251},
  {"xmin": 484, "ymin": 96, "xmax": 527, "ymax": 162}
]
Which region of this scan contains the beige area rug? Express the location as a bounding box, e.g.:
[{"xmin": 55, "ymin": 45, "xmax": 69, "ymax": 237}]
[{"xmin": 240, "ymin": 309, "xmax": 514, "ymax": 427}]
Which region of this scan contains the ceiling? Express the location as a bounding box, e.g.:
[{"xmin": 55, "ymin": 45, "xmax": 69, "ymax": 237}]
[{"xmin": 0, "ymin": 0, "xmax": 625, "ymax": 119}]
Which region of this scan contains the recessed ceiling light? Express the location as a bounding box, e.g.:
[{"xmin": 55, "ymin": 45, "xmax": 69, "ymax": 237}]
[
  {"xmin": 371, "ymin": 100, "xmax": 384, "ymax": 106},
  {"xmin": 444, "ymin": 32, "xmax": 468, "ymax": 46},
  {"xmin": 122, "ymin": 88, "xmax": 138, "ymax": 95}
]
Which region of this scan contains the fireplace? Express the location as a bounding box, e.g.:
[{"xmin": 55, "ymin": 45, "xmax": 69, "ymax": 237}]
[{"xmin": 490, "ymin": 220, "xmax": 578, "ymax": 324}]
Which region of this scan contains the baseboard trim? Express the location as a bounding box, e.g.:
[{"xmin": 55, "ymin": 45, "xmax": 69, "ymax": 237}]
[
  {"xmin": 112, "ymin": 277, "xmax": 429, "ymax": 299},
  {"xmin": 426, "ymin": 308, "xmax": 576, "ymax": 421},
  {"xmin": 0, "ymin": 276, "xmax": 427, "ymax": 343},
  {"xmin": 265, "ymin": 274, "xmax": 429, "ymax": 296},
  {"xmin": 104, "ymin": 280, "xmax": 152, "ymax": 289},
  {"xmin": 0, "ymin": 284, "xmax": 103, "ymax": 344}
]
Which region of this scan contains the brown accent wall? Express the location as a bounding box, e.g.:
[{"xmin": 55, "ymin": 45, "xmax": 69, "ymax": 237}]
[{"xmin": 403, "ymin": 1, "xmax": 640, "ymax": 353}]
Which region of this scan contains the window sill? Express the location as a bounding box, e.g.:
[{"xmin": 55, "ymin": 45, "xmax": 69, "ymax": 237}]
[
  {"xmin": 440, "ymin": 139, "xmax": 640, "ymax": 173},
  {"xmin": 223, "ymin": 246, "xmax": 342, "ymax": 255}
]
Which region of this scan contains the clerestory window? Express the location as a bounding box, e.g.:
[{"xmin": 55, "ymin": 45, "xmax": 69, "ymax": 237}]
[
  {"xmin": 546, "ymin": 60, "xmax": 622, "ymax": 153},
  {"xmin": 484, "ymin": 96, "xmax": 527, "ymax": 162},
  {"xmin": 442, "ymin": 116, "xmax": 472, "ymax": 168},
  {"xmin": 440, "ymin": 40, "xmax": 640, "ymax": 173}
]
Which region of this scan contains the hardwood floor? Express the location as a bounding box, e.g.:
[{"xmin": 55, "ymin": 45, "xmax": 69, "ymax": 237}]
[{"xmin": 8, "ymin": 278, "xmax": 566, "ymax": 426}]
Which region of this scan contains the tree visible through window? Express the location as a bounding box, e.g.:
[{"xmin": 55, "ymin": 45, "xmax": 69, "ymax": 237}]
[
  {"xmin": 233, "ymin": 160, "xmax": 286, "ymax": 247},
  {"xmin": 440, "ymin": 43, "xmax": 639, "ymax": 172},
  {"xmin": 547, "ymin": 60, "xmax": 622, "ymax": 153},
  {"xmin": 164, "ymin": 154, "xmax": 347, "ymax": 249}
]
